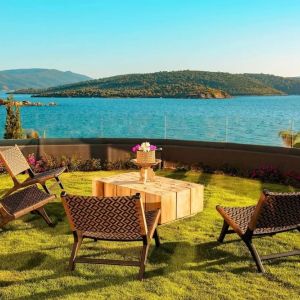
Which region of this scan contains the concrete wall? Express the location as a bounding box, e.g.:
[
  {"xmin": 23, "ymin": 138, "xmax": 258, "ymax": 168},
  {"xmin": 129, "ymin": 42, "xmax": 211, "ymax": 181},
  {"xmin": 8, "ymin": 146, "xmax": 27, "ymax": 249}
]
[{"xmin": 0, "ymin": 138, "xmax": 299, "ymax": 172}]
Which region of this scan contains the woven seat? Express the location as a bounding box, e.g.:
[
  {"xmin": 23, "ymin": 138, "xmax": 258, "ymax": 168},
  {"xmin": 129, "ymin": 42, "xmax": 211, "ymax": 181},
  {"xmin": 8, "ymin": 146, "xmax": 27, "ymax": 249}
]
[
  {"xmin": 82, "ymin": 211, "xmax": 160, "ymax": 241},
  {"xmin": 61, "ymin": 192, "xmax": 161, "ymax": 280},
  {"xmin": 31, "ymin": 167, "xmax": 66, "ymax": 181},
  {"xmin": 216, "ymin": 190, "xmax": 300, "ymax": 273},
  {"xmin": 0, "ymin": 145, "xmax": 65, "ymax": 196},
  {"xmin": 0, "ymin": 185, "xmax": 55, "ymax": 227},
  {"xmin": 221, "ymin": 205, "xmax": 300, "ymax": 236}
]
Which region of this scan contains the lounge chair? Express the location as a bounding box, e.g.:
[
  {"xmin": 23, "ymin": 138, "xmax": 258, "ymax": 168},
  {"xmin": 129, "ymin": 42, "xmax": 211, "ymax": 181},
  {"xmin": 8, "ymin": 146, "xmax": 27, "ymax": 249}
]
[
  {"xmin": 216, "ymin": 189, "xmax": 300, "ymax": 273},
  {"xmin": 61, "ymin": 192, "xmax": 161, "ymax": 280},
  {"xmin": 0, "ymin": 185, "xmax": 55, "ymax": 228},
  {"xmin": 0, "ymin": 145, "xmax": 65, "ymax": 196}
]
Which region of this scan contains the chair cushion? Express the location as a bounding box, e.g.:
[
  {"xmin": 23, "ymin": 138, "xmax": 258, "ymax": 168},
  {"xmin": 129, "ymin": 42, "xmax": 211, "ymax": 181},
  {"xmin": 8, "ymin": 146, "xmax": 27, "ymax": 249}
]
[{"xmin": 1, "ymin": 185, "xmax": 54, "ymax": 216}]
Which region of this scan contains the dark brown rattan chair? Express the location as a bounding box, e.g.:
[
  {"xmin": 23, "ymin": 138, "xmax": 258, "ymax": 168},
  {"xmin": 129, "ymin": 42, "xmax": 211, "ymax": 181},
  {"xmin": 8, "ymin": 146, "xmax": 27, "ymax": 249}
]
[
  {"xmin": 0, "ymin": 185, "xmax": 56, "ymax": 228},
  {"xmin": 216, "ymin": 190, "xmax": 300, "ymax": 273},
  {"xmin": 0, "ymin": 145, "xmax": 65, "ymax": 196},
  {"xmin": 61, "ymin": 192, "xmax": 161, "ymax": 280}
]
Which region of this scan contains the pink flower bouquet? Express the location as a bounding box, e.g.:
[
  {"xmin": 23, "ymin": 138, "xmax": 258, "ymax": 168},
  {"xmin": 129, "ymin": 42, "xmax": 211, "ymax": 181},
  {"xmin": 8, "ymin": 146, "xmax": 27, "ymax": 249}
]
[{"xmin": 132, "ymin": 142, "xmax": 157, "ymax": 153}]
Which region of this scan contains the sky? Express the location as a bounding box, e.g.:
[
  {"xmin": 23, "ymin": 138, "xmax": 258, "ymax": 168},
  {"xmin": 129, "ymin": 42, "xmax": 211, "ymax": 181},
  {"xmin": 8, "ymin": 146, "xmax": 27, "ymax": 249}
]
[{"xmin": 0, "ymin": 0, "xmax": 300, "ymax": 78}]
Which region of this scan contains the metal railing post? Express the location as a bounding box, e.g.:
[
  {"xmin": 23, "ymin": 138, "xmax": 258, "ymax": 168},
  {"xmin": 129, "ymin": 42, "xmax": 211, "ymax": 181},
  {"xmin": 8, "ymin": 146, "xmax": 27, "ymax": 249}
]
[
  {"xmin": 164, "ymin": 114, "xmax": 167, "ymax": 140},
  {"xmin": 291, "ymin": 118, "xmax": 294, "ymax": 148},
  {"xmin": 225, "ymin": 117, "xmax": 228, "ymax": 143}
]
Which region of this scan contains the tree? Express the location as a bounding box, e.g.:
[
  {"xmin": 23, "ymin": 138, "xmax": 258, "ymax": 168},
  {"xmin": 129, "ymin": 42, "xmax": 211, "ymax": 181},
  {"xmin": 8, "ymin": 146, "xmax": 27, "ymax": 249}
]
[
  {"xmin": 4, "ymin": 96, "xmax": 23, "ymax": 139},
  {"xmin": 278, "ymin": 130, "xmax": 300, "ymax": 148},
  {"xmin": 24, "ymin": 129, "xmax": 39, "ymax": 139}
]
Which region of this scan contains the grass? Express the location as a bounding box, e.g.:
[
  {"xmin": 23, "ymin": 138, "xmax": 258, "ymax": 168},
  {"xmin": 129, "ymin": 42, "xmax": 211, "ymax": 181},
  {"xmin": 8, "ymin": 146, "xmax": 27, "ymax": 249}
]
[{"xmin": 0, "ymin": 170, "xmax": 300, "ymax": 299}]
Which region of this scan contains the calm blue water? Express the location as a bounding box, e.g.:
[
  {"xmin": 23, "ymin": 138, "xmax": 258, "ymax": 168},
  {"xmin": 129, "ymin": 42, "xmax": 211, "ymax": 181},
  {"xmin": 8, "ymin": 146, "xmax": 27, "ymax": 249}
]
[{"xmin": 0, "ymin": 92, "xmax": 299, "ymax": 146}]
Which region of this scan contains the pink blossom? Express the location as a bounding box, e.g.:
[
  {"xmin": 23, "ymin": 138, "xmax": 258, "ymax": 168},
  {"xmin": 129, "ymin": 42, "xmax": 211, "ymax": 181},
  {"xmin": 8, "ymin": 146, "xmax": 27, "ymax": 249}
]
[
  {"xmin": 27, "ymin": 153, "xmax": 36, "ymax": 166},
  {"xmin": 131, "ymin": 144, "xmax": 141, "ymax": 153},
  {"xmin": 131, "ymin": 143, "xmax": 158, "ymax": 153}
]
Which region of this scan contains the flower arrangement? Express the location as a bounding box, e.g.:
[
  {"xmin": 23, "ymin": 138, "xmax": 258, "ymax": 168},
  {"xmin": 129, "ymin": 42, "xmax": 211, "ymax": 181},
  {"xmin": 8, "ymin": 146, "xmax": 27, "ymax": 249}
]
[
  {"xmin": 132, "ymin": 142, "xmax": 157, "ymax": 153},
  {"xmin": 132, "ymin": 142, "xmax": 157, "ymax": 164}
]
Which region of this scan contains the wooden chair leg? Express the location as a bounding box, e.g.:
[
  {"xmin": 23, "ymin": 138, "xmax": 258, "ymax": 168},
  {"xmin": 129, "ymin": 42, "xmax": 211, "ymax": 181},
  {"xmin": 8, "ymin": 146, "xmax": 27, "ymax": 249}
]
[
  {"xmin": 244, "ymin": 240, "xmax": 265, "ymax": 273},
  {"xmin": 153, "ymin": 229, "xmax": 160, "ymax": 247},
  {"xmin": 218, "ymin": 220, "xmax": 229, "ymax": 242},
  {"xmin": 55, "ymin": 176, "xmax": 64, "ymax": 189},
  {"xmin": 138, "ymin": 239, "xmax": 150, "ymax": 281},
  {"xmin": 69, "ymin": 232, "xmax": 83, "ymax": 271},
  {"xmin": 36, "ymin": 207, "xmax": 54, "ymax": 227},
  {"xmin": 41, "ymin": 184, "xmax": 51, "ymax": 194}
]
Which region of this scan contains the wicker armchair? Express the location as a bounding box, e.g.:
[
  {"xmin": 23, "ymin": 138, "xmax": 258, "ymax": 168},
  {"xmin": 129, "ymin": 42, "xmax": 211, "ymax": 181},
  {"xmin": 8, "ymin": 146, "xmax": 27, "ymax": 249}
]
[
  {"xmin": 0, "ymin": 145, "xmax": 65, "ymax": 196},
  {"xmin": 0, "ymin": 185, "xmax": 55, "ymax": 228},
  {"xmin": 216, "ymin": 190, "xmax": 300, "ymax": 273},
  {"xmin": 61, "ymin": 192, "xmax": 161, "ymax": 280}
]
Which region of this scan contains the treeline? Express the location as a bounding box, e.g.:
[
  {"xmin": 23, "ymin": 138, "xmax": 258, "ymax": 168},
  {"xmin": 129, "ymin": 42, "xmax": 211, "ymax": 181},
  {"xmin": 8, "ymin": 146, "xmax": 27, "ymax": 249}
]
[
  {"xmin": 244, "ymin": 74, "xmax": 300, "ymax": 95},
  {"xmin": 33, "ymin": 83, "xmax": 230, "ymax": 99},
  {"xmin": 17, "ymin": 70, "xmax": 300, "ymax": 98}
]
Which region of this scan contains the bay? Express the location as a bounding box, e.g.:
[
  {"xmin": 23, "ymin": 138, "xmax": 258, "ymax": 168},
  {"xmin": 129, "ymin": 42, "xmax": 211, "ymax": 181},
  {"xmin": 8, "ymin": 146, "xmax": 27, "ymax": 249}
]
[{"xmin": 0, "ymin": 92, "xmax": 299, "ymax": 147}]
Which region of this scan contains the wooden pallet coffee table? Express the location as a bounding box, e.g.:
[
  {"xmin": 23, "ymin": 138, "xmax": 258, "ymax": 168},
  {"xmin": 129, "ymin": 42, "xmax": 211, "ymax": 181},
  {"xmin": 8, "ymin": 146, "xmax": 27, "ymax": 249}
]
[{"xmin": 92, "ymin": 172, "xmax": 204, "ymax": 224}]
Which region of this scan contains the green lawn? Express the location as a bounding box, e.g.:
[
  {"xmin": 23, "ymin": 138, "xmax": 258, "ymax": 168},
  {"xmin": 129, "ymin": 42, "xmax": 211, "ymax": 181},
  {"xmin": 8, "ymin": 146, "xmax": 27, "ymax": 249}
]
[{"xmin": 0, "ymin": 170, "xmax": 300, "ymax": 300}]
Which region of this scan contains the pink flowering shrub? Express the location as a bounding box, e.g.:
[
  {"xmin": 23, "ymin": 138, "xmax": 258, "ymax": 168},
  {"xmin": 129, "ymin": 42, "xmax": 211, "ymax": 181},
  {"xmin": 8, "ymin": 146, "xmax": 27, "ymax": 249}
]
[
  {"xmin": 1, "ymin": 152, "xmax": 300, "ymax": 187},
  {"xmin": 24, "ymin": 153, "xmax": 136, "ymax": 173},
  {"xmin": 0, "ymin": 159, "xmax": 6, "ymax": 173},
  {"xmin": 26, "ymin": 153, "xmax": 49, "ymax": 173},
  {"xmin": 250, "ymin": 165, "xmax": 284, "ymax": 183},
  {"xmin": 249, "ymin": 165, "xmax": 300, "ymax": 186},
  {"xmin": 27, "ymin": 153, "xmax": 36, "ymax": 165},
  {"xmin": 284, "ymin": 170, "xmax": 300, "ymax": 186}
]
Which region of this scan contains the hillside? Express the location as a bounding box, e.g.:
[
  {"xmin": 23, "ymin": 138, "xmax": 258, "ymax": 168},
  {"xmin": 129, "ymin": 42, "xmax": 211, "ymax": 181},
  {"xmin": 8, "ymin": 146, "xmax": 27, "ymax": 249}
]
[
  {"xmin": 26, "ymin": 71, "xmax": 283, "ymax": 98},
  {"xmin": 245, "ymin": 73, "xmax": 300, "ymax": 95},
  {"xmin": 32, "ymin": 82, "xmax": 230, "ymax": 99},
  {"xmin": 27, "ymin": 70, "xmax": 298, "ymax": 99},
  {"xmin": 0, "ymin": 68, "xmax": 92, "ymax": 90}
]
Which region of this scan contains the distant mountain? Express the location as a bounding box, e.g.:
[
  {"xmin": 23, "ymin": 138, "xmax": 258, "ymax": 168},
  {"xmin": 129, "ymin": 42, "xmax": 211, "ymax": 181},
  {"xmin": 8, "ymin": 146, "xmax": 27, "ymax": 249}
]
[{"xmin": 0, "ymin": 68, "xmax": 92, "ymax": 90}]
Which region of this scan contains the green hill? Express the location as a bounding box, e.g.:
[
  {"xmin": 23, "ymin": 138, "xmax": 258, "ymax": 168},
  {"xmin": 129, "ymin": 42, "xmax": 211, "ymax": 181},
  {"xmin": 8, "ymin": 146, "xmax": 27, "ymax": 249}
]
[
  {"xmin": 16, "ymin": 70, "xmax": 300, "ymax": 98},
  {"xmin": 245, "ymin": 73, "xmax": 300, "ymax": 95},
  {"xmin": 0, "ymin": 68, "xmax": 92, "ymax": 90}
]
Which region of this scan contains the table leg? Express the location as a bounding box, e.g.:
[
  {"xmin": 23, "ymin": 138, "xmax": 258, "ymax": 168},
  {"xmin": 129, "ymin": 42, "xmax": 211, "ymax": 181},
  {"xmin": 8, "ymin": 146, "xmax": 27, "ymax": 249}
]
[
  {"xmin": 144, "ymin": 168, "xmax": 148, "ymax": 184},
  {"xmin": 139, "ymin": 166, "xmax": 155, "ymax": 183},
  {"xmin": 148, "ymin": 168, "xmax": 156, "ymax": 181}
]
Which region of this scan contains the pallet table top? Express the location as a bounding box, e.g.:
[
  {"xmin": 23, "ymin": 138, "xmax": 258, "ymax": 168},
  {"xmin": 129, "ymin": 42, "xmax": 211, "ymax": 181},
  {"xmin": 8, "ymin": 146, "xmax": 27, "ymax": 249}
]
[{"xmin": 92, "ymin": 172, "xmax": 204, "ymax": 224}]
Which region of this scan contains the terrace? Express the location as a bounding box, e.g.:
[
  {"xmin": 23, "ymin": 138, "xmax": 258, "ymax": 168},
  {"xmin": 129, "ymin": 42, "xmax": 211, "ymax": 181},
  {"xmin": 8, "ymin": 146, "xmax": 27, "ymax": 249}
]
[
  {"xmin": 2, "ymin": 0, "xmax": 300, "ymax": 298},
  {"xmin": 0, "ymin": 138, "xmax": 300, "ymax": 299}
]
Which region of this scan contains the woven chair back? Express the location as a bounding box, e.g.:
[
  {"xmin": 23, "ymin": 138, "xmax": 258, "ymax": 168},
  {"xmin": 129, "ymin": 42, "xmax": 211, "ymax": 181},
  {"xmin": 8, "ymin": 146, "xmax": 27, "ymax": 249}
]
[
  {"xmin": 249, "ymin": 191, "xmax": 300, "ymax": 231},
  {"xmin": 0, "ymin": 145, "xmax": 30, "ymax": 177},
  {"xmin": 61, "ymin": 193, "xmax": 148, "ymax": 238}
]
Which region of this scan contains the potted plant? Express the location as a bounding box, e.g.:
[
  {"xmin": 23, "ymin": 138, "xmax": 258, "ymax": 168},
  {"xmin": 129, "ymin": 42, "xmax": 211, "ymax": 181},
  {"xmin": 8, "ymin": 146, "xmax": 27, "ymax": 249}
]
[{"xmin": 132, "ymin": 142, "xmax": 157, "ymax": 164}]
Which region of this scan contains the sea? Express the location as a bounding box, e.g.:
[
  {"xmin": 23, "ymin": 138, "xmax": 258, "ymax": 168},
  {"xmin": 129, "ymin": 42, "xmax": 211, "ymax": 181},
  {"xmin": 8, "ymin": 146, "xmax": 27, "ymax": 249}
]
[{"xmin": 1, "ymin": 92, "xmax": 299, "ymax": 147}]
